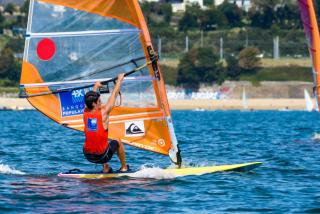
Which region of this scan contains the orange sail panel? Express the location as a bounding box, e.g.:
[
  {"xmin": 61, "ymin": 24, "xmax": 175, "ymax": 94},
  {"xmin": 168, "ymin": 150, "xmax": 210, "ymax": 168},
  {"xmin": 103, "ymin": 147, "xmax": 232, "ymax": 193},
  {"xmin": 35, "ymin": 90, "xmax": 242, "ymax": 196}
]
[
  {"xmin": 298, "ymin": 0, "xmax": 320, "ymax": 107},
  {"xmin": 38, "ymin": 0, "xmax": 140, "ymax": 28},
  {"xmin": 20, "ymin": 0, "xmax": 181, "ymax": 164}
]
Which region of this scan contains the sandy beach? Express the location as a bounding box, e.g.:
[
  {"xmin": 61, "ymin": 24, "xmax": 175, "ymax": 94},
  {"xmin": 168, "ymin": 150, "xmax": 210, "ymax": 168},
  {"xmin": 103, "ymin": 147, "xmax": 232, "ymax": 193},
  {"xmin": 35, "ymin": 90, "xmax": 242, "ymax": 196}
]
[
  {"xmin": 169, "ymin": 99, "xmax": 312, "ymax": 110},
  {"xmin": 0, "ymin": 97, "xmax": 312, "ymax": 110}
]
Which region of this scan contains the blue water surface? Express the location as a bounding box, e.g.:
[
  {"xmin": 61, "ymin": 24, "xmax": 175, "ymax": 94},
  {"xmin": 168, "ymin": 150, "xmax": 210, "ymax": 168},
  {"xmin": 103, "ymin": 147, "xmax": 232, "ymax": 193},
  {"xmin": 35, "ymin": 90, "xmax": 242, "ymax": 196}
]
[{"xmin": 0, "ymin": 110, "xmax": 320, "ymax": 213}]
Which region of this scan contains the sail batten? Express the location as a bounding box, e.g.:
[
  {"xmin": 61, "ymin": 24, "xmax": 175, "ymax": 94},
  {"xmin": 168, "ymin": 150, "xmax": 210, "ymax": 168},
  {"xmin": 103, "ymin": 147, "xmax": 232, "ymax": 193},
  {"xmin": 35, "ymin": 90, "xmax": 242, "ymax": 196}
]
[
  {"xmin": 27, "ymin": 29, "xmax": 141, "ymax": 38},
  {"xmin": 21, "ymin": 76, "xmax": 155, "ymax": 89}
]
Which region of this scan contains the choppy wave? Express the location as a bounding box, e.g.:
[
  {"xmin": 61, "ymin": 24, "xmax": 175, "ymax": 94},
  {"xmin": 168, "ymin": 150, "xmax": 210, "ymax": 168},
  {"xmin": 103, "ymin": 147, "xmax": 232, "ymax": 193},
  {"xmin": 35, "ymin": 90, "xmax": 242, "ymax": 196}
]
[
  {"xmin": 2, "ymin": 110, "xmax": 320, "ymax": 212},
  {"xmin": 0, "ymin": 163, "xmax": 25, "ymax": 175}
]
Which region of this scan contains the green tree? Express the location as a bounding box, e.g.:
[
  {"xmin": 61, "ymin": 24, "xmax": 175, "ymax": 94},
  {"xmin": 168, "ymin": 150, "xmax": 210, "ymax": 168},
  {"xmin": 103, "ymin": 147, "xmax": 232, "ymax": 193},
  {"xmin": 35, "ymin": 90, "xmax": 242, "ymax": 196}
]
[
  {"xmin": 0, "ymin": 48, "xmax": 15, "ymax": 77},
  {"xmin": 179, "ymin": 12, "xmax": 199, "ymax": 31},
  {"xmin": 5, "ymin": 3, "xmax": 17, "ymax": 14},
  {"xmin": 226, "ymin": 55, "xmax": 241, "ymax": 80},
  {"xmin": 275, "ymin": 4, "xmax": 300, "ymax": 29},
  {"xmin": 249, "ymin": 6, "xmax": 275, "ymax": 28},
  {"xmin": 199, "ymin": 7, "xmax": 227, "ymax": 30},
  {"xmin": 0, "ymin": 48, "xmax": 20, "ymax": 84},
  {"xmin": 249, "ymin": 0, "xmax": 281, "ymax": 28},
  {"xmin": 249, "ymin": 0, "xmax": 299, "ymax": 29},
  {"xmin": 218, "ymin": 1, "xmax": 243, "ymax": 28},
  {"xmin": 204, "ymin": 0, "xmax": 213, "ymax": 6},
  {"xmin": 21, "ymin": 0, "xmax": 30, "ymax": 14},
  {"xmin": 161, "ymin": 65, "xmax": 178, "ymax": 85},
  {"xmin": 177, "ymin": 47, "xmax": 224, "ymax": 90},
  {"xmin": 5, "ymin": 38, "xmax": 25, "ymax": 53},
  {"xmin": 178, "ymin": 5, "xmax": 201, "ymax": 31},
  {"xmin": 141, "ymin": 2, "xmax": 172, "ymax": 27},
  {"xmin": 316, "ymin": 0, "xmax": 320, "ymax": 23},
  {"xmin": 238, "ymin": 47, "xmax": 261, "ymax": 72},
  {"xmin": 251, "ymin": 0, "xmax": 280, "ymax": 9},
  {"xmin": 0, "ymin": 13, "xmax": 5, "ymax": 31}
]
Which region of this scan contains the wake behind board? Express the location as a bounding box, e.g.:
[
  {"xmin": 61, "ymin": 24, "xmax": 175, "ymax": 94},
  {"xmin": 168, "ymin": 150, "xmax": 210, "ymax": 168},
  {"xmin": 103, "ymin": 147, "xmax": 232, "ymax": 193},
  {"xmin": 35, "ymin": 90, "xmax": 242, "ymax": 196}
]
[{"xmin": 58, "ymin": 162, "xmax": 262, "ymax": 179}]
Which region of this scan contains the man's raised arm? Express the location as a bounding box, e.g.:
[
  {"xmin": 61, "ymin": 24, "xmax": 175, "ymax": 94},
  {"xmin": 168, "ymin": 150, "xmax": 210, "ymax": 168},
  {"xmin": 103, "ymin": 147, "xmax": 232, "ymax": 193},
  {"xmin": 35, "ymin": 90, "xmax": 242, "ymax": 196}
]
[
  {"xmin": 105, "ymin": 73, "xmax": 125, "ymax": 114},
  {"xmin": 92, "ymin": 81, "xmax": 103, "ymax": 92}
]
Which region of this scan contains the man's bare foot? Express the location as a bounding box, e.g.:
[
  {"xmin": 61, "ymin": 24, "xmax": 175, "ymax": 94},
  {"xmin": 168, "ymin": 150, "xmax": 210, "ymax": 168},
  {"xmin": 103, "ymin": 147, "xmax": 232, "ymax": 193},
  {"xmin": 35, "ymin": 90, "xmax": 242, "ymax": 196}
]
[
  {"xmin": 103, "ymin": 164, "xmax": 112, "ymax": 173},
  {"xmin": 118, "ymin": 165, "xmax": 129, "ymax": 172}
]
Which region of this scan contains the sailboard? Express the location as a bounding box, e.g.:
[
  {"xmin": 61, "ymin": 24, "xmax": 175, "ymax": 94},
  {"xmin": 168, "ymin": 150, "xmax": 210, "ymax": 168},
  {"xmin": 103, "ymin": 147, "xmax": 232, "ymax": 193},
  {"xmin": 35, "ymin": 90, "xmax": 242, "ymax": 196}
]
[
  {"xmin": 304, "ymin": 89, "xmax": 314, "ymax": 111},
  {"xmin": 19, "ymin": 0, "xmax": 181, "ymax": 165},
  {"xmin": 58, "ymin": 162, "xmax": 262, "ymax": 179},
  {"xmin": 298, "ymin": 0, "xmax": 320, "ymax": 111},
  {"xmin": 242, "ymin": 87, "xmax": 248, "ymax": 110}
]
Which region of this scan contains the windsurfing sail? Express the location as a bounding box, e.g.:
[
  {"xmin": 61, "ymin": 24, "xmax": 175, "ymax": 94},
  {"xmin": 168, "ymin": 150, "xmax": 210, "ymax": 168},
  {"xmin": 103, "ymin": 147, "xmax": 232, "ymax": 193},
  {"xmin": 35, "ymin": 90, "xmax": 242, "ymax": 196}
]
[
  {"xmin": 298, "ymin": 0, "xmax": 320, "ymax": 110},
  {"xmin": 242, "ymin": 87, "xmax": 248, "ymax": 110},
  {"xmin": 304, "ymin": 89, "xmax": 314, "ymax": 111},
  {"xmin": 19, "ymin": 0, "xmax": 181, "ymax": 166}
]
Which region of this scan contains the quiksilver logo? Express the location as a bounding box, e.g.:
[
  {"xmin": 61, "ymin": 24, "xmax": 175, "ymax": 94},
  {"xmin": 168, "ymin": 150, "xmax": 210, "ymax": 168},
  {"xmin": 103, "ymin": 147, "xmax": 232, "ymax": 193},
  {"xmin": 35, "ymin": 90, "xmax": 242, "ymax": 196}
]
[
  {"xmin": 126, "ymin": 123, "xmax": 144, "ymax": 135},
  {"xmin": 125, "ymin": 121, "xmax": 145, "ymax": 137}
]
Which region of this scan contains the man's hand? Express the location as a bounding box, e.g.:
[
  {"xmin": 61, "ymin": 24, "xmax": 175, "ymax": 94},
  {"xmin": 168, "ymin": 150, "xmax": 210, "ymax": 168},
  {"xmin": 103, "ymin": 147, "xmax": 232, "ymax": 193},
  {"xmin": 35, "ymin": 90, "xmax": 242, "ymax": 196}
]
[
  {"xmin": 104, "ymin": 73, "xmax": 125, "ymax": 114},
  {"xmin": 94, "ymin": 81, "xmax": 103, "ymax": 88},
  {"xmin": 117, "ymin": 73, "xmax": 125, "ymax": 83},
  {"xmin": 93, "ymin": 81, "xmax": 103, "ymax": 92}
]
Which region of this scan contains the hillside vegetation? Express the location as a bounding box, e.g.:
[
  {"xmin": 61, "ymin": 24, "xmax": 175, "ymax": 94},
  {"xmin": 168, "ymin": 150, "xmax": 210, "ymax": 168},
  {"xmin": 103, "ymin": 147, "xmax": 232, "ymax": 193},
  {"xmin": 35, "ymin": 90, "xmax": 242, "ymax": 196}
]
[{"xmin": 0, "ymin": 0, "xmax": 315, "ymax": 90}]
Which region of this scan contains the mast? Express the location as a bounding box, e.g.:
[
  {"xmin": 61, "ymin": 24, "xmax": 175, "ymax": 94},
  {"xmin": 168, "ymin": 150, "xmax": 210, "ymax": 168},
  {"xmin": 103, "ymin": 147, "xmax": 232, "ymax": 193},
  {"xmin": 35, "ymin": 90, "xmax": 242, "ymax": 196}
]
[{"xmin": 132, "ymin": 0, "xmax": 181, "ymax": 166}]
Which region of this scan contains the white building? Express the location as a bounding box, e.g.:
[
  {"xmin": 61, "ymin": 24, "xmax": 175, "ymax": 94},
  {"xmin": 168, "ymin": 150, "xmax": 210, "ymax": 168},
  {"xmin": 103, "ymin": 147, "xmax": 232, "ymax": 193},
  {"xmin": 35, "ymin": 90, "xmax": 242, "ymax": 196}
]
[
  {"xmin": 215, "ymin": 0, "xmax": 252, "ymax": 11},
  {"xmin": 172, "ymin": 2, "xmax": 185, "ymax": 13},
  {"xmin": 214, "ymin": 0, "xmax": 224, "ymax": 5},
  {"xmin": 172, "ymin": 0, "xmax": 204, "ymax": 13},
  {"xmin": 139, "ymin": 0, "xmax": 251, "ymax": 13},
  {"xmin": 139, "ymin": 0, "xmax": 160, "ymax": 2}
]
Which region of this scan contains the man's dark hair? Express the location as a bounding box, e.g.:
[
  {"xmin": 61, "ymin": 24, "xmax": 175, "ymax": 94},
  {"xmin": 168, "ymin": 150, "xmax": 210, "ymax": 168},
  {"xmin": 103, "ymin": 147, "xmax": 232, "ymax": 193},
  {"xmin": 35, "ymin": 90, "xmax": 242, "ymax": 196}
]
[{"xmin": 85, "ymin": 91, "xmax": 100, "ymax": 110}]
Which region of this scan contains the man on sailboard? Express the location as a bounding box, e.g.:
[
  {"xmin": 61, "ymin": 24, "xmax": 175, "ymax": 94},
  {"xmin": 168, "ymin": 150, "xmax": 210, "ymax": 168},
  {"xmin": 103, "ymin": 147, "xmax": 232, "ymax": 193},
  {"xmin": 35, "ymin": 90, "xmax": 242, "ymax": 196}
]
[{"xmin": 83, "ymin": 73, "xmax": 128, "ymax": 173}]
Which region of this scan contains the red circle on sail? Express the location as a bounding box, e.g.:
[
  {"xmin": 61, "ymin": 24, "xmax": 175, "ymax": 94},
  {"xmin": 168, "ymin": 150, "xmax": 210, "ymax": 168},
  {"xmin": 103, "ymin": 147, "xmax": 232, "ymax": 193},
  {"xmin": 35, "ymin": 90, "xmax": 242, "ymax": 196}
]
[{"xmin": 36, "ymin": 38, "xmax": 56, "ymax": 61}]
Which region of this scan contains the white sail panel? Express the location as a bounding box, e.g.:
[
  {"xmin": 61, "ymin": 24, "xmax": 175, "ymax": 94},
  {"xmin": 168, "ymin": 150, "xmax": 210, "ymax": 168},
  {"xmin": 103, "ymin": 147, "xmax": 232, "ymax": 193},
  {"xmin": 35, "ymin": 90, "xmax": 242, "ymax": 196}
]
[{"xmin": 26, "ymin": 33, "xmax": 146, "ymax": 81}]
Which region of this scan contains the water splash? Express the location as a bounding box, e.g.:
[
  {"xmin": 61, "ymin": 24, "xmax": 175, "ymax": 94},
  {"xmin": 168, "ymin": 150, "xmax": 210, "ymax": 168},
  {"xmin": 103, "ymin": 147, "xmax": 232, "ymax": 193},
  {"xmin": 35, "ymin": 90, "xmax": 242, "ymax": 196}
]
[
  {"xmin": 0, "ymin": 163, "xmax": 25, "ymax": 175},
  {"xmin": 167, "ymin": 160, "xmax": 216, "ymax": 169},
  {"xmin": 129, "ymin": 165, "xmax": 176, "ymax": 179},
  {"xmin": 128, "ymin": 161, "xmax": 218, "ymax": 179},
  {"xmin": 312, "ymin": 133, "xmax": 320, "ymax": 141}
]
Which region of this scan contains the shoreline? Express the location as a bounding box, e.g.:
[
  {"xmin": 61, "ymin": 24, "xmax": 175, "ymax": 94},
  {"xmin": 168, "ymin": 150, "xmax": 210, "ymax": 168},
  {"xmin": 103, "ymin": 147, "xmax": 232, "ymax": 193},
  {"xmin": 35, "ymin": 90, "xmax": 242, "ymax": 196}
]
[
  {"xmin": 168, "ymin": 99, "xmax": 312, "ymax": 110},
  {"xmin": 0, "ymin": 97, "xmax": 313, "ymax": 110}
]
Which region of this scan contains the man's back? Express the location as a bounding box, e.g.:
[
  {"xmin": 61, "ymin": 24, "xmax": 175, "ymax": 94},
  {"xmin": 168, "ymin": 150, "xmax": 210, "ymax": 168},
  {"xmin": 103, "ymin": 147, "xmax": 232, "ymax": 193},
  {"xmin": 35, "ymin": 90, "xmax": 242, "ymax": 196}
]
[{"xmin": 83, "ymin": 108, "xmax": 109, "ymax": 154}]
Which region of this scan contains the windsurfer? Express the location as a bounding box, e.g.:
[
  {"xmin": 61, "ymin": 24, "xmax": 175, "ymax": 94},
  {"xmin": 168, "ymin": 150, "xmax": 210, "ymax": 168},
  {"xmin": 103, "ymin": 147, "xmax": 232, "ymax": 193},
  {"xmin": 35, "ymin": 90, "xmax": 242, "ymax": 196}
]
[{"xmin": 83, "ymin": 74, "xmax": 128, "ymax": 173}]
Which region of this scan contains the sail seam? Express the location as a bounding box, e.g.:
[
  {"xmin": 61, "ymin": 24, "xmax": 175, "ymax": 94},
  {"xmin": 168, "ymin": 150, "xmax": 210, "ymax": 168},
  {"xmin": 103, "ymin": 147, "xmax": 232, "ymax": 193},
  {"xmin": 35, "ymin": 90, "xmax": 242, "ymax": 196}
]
[
  {"xmin": 64, "ymin": 115, "xmax": 164, "ymax": 125},
  {"xmin": 110, "ymin": 116, "xmax": 164, "ymax": 124},
  {"xmin": 26, "ymin": 29, "xmax": 141, "ymax": 38},
  {"xmin": 62, "ymin": 112, "xmax": 163, "ymax": 123},
  {"xmin": 68, "ymin": 116, "xmax": 164, "ymax": 127}
]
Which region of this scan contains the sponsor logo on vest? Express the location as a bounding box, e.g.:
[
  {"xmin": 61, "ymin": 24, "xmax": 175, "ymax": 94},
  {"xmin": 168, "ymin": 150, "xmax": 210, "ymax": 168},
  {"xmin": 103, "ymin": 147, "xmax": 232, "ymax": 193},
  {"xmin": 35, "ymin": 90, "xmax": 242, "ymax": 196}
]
[
  {"xmin": 87, "ymin": 118, "xmax": 97, "ymax": 131},
  {"xmin": 125, "ymin": 121, "xmax": 145, "ymax": 137}
]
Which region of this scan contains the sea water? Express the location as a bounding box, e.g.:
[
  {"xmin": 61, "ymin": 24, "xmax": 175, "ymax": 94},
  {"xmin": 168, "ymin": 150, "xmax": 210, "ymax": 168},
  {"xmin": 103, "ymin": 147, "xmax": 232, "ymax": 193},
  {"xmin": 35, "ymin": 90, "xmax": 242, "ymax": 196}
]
[{"xmin": 0, "ymin": 110, "xmax": 320, "ymax": 213}]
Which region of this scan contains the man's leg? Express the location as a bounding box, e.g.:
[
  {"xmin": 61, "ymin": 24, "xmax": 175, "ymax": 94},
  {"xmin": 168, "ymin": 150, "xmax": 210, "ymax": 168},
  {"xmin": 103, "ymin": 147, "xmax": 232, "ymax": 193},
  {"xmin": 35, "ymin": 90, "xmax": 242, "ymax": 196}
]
[
  {"xmin": 117, "ymin": 140, "xmax": 127, "ymax": 171},
  {"xmin": 103, "ymin": 163, "xmax": 110, "ymax": 173}
]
